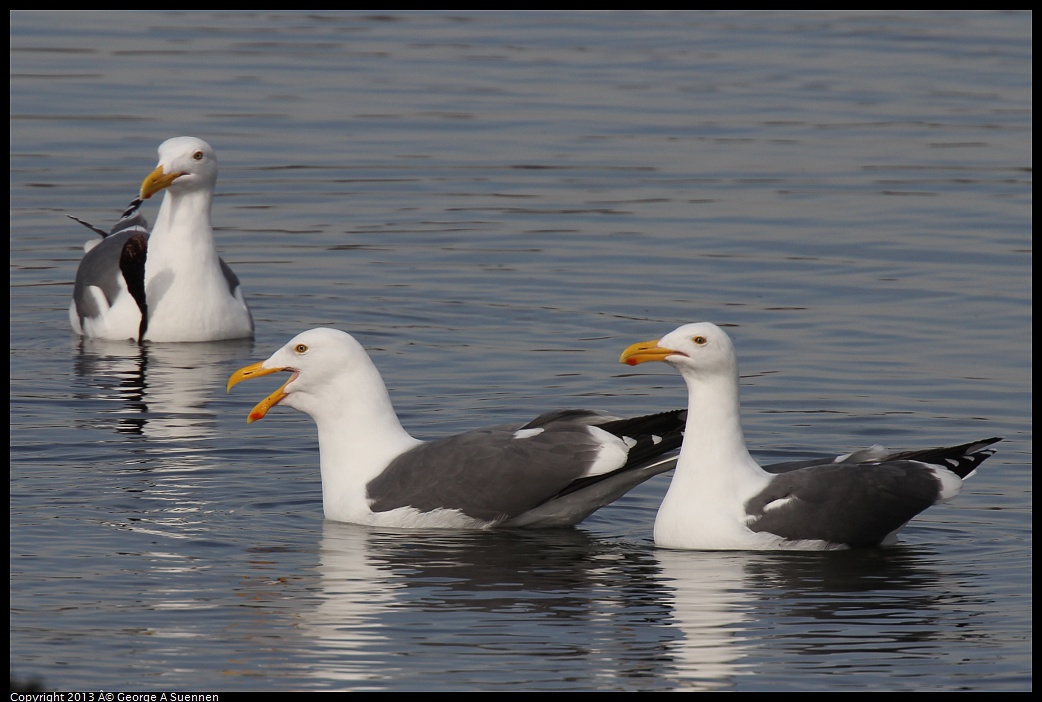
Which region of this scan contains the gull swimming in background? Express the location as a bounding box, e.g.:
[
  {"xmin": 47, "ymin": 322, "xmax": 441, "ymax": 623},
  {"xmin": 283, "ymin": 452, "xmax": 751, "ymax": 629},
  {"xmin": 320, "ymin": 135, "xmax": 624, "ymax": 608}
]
[
  {"xmin": 69, "ymin": 136, "xmax": 253, "ymax": 343},
  {"xmin": 620, "ymin": 322, "xmax": 1000, "ymax": 551},
  {"xmin": 227, "ymin": 328, "xmax": 689, "ymax": 529}
]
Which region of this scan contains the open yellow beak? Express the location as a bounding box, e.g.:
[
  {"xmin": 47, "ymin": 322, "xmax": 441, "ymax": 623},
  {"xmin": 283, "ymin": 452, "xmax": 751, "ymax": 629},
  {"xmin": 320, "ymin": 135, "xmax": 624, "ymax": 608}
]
[
  {"xmin": 619, "ymin": 339, "xmax": 679, "ymax": 366},
  {"xmin": 227, "ymin": 361, "xmax": 294, "ymax": 424},
  {"xmin": 140, "ymin": 165, "xmax": 184, "ymax": 200}
]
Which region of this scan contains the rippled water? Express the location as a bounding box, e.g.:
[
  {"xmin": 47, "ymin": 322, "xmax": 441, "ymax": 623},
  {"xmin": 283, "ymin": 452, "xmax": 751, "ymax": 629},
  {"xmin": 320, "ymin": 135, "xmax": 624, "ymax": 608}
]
[{"xmin": 10, "ymin": 10, "xmax": 1031, "ymax": 691}]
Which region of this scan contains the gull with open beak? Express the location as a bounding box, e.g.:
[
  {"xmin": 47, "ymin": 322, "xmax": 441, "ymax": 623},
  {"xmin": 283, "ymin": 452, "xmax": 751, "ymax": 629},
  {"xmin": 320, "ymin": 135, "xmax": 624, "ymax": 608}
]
[{"xmin": 227, "ymin": 327, "xmax": 688, "ymax": 529}]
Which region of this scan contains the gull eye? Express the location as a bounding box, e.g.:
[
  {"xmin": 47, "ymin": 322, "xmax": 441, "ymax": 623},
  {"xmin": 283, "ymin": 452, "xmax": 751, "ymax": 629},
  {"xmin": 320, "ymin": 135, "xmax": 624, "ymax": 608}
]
[
  {"xmin": 294, "ymin": 343, "xmax": 308, "ymax": 354},
  {"xmin": 192, "ymin": 150, "xmax": 204, "ymax": 161},
  {"xmin": 693, "ymin": 336, "xmax": 707, "ymax": 345}
]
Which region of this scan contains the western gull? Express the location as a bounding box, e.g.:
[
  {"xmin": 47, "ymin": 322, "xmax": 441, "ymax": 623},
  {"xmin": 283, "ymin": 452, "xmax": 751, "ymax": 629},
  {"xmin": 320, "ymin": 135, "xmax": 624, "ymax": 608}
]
[
  {"xmin": 226, "ymin": 327, "xmax": 688, "ymax": 529},
  {"xmin": 69, "ymin": 136, "xmax": 253, "ymax": 343},
  {"xmin": 620, "ymin": 322, "xmax": 1000, "ymax": 551}
]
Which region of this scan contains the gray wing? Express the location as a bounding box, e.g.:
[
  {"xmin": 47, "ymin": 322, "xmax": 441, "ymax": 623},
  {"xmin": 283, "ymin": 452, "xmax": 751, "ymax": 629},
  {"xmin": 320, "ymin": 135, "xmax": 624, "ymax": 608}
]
[
  {"xmin": 368, "ymin": 409, "xmax": 685, "ymax": 526},
  {"xmin": 366, "ymin": 422, "xmax": 597, "ymax": 522},
  {"xmin": 71, "ymin": 209, "xmax": 150, "ymax": 324},
  {"xmin": 746, "ymin": 461, "xmax": 952, "ymax": 547},
  {"xmin": 746, "ymin": 437, "xmax": 1001, "ymax": 547},
  {"xmin": 71, "ymin": 204, "xmax": 247, "ymax": 330}
]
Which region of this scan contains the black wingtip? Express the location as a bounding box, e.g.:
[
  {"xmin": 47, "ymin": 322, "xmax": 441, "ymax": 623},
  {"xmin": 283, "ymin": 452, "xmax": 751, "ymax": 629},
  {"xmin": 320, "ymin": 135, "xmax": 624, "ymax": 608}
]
[
  {"xmin": 922, "ymin": 437, "xmax": 1003, "ymax": 479},
  {"xmin": 69, "ymin": 197, "xmax": 147, "ymax": 240},
  {"xmin": 970, "ymin": 437, "xmax": 1004, "ymax": 452},
  {"xmin": 66, "ymin": 214, "xmax": 109, "ymax": 238},
  {"xmin": 120, "ymin": 197, "xmax": 144, "ymax": 219}
]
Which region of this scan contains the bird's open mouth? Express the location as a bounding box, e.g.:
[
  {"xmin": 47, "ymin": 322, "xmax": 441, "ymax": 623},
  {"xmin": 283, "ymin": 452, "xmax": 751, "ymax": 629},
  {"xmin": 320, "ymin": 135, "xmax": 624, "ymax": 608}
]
[{"xmin": 227, "ymin": 364, "xmax": 299, "ymax": 423}]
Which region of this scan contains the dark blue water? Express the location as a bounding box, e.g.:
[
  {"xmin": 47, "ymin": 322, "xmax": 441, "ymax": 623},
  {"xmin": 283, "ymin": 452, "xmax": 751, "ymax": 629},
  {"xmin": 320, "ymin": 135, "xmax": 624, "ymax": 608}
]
[{"xmin": 10, "ymin": 10, "xmax": 1031, "ymax": 691}]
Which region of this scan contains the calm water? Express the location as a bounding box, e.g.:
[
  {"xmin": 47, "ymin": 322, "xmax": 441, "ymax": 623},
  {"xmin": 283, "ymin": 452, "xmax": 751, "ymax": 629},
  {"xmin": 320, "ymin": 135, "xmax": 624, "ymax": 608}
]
[{"xmin": 10, "ymin": 11, "xmax": 1031, "ymax": 692}]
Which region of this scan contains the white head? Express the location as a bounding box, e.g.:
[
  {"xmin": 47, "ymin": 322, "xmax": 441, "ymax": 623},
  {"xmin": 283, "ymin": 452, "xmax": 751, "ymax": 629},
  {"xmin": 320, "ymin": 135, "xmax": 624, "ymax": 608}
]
[
  {"xmin": 227, "ymin": 328, "xmax": 381, "ymax": 423},
  {"xmin": 227, "ymin": 328, "xmax": 421, "ymax": 522},
  {"xmin": 620, "ymin": 322, "xmax": 739, "ymax": 382},
  {"xmin": 140, "ymin": 136, "xmax": 218, "ymax": 200}
]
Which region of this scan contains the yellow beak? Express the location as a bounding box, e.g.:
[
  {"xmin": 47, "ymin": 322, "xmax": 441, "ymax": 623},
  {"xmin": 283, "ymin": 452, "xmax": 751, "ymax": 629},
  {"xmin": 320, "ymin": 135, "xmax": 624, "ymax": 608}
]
[
  {"xmin": 227, "ymin": 361, "xmax": 294, "ymax": 424},
  {"xmin": 619, "ymin": 339, "xmax": 678, "ymax": 366},
  {"xmin": 140, "ymin": 165, "xmax": 183, "ymax": 200}
]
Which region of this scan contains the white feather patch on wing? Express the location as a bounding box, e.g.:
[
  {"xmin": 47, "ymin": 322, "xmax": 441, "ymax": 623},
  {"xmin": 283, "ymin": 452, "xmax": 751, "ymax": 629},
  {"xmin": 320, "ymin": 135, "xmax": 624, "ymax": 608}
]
[
  {"xmin": 368, "ymin": 506, "xmax": 496, "ymax": 529},
  {"xmin": 746, "ymin": 495, "xmax": 800, "ymax": 526},
  {"xmin": 579, "ymin": 426, "xmax": 633, "ymax": 477},
  {"xmin": 924, "ymin": 462, "xmax": 964, "ymax": 503},
  {"xmin": 834, "ymin": 445, "xmax": 888, "ymax": 463}
]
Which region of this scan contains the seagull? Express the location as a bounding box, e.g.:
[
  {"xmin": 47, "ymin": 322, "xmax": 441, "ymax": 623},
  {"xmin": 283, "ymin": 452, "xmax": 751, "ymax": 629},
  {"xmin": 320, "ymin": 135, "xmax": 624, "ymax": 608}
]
[
  {"xmin": 620, "ymin": 322, "xmax": 1000, "ymax": 550},
  {"xmin": 69, "ymin": 137, "xmax": 253, "ymax": 343},
  {"xmin": 226, "ymin": 327, "xmax": 687, "ymax": 529}
]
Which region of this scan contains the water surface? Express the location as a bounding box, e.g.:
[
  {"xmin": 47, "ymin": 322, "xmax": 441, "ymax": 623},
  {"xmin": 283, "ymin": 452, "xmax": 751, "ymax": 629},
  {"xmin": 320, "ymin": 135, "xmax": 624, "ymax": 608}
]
[{"xmin": 10, "ymin": 10, "xmax": 1031, "ymax": 692}]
